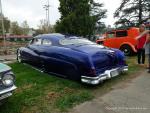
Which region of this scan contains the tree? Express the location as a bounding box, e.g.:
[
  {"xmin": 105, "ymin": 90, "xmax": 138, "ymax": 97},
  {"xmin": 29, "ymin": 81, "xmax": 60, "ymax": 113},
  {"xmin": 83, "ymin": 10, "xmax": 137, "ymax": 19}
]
[
  {"xmin": 55, "ymin": 0, "xmax": 106, "ymax": 37},
  {"xmin": 10, "ymin": 21, "xmax": 23, "ymax": 35},
  {"xmin": 114, "ymin": 0, "xmax": 150, "ymax": 27},
  {"xmin": 35, "ymin": 19, "xmax": 55, "ymax": 35},
  {"xmin": 38, "ymin": 19, "xmax": 49, "ymax": 34},
  {"xmin": 21, "ymin": 21, "xmax": 30, "ymax": 35},
  {"xmin": 95, "ymin": 22, "xmax": 106, "ymax": 34},
  {"xmin": 0, "ymin": 16, "xmax": 10, "ymax": 35}
]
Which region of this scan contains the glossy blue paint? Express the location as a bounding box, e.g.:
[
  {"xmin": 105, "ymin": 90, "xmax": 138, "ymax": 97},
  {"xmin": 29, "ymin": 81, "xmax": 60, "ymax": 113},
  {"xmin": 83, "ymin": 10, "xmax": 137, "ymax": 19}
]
[{"xmin": 18, "ymin": 33, "xmax": 127, "ymax": 82}]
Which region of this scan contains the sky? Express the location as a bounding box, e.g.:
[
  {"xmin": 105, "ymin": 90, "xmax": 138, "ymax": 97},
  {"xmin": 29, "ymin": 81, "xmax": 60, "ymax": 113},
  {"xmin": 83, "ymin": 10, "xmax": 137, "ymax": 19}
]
[{"xmin": 1, "ymin": 0, "xmax": 121, "ymax": 28}]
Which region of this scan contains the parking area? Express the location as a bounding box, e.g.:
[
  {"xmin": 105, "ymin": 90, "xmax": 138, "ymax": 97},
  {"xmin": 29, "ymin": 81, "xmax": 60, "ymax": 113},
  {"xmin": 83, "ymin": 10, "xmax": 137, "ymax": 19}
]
[{"xmin": 70, "ymin": 70, "xmax": 150, "ymax": 113}]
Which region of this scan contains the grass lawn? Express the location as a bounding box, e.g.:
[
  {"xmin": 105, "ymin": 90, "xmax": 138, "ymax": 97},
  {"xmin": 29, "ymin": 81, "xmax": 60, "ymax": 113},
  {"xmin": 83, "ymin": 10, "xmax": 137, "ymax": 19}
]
[{"xmin": 0, "ymin": 57, "xmax": 144, "ymax": 113}]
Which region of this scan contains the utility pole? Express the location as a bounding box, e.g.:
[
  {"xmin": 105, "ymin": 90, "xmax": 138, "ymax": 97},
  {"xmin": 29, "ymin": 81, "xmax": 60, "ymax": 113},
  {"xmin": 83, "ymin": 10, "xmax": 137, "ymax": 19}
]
[
  {"xmin": 0, "ymin": 0, "xmax": 6, "ymax": 52},
  {"xmin": 47, "ymin": 0, "xmax": 50, "ymax": 27},
  {"xmin": 43, "ymin": 0, "xmax": 50, "ymax": 27}
]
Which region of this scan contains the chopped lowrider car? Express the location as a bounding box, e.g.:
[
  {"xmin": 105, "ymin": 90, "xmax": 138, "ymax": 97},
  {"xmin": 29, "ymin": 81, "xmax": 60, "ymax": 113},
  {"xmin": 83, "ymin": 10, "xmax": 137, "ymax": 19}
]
[{"xmin": 17, "ymin": 33, "xmax": 128, "ymax": 85}]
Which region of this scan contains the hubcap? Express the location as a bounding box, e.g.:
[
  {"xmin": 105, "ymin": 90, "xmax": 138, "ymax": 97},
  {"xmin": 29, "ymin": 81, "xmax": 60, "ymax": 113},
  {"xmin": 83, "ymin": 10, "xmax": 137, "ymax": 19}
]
[
  {"xmin": 17, "ymin": 51, "xmax": 21, "ymax": 62},
  {"xmin": 123, "ymin": 48, "xmax": 129, "ymax": 55},
  {"xmin": 124, "ymin": 49, "xmax": 128, "ymax": 52}
]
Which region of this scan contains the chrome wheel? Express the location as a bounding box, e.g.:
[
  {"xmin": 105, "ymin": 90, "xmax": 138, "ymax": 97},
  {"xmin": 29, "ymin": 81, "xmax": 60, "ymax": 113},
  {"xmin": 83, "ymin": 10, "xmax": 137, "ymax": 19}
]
[
  {"xmin": 17, "ymin": 50, "xmax": 22, "ymax": 63},
  {"xmin": 120, "ymin": 45, "xmax": 133, "ymax": 56}
]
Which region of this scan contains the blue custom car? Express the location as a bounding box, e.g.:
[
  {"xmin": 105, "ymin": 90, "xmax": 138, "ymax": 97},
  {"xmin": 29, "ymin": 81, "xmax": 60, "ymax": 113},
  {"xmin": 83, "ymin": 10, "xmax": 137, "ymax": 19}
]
[
  {"xmin": 0, "ymin": 63, "xmax": 17, "ymax": 103},
  {"xmin": 17, "ymin": 33, "xmax": 128, "ymax": 85}
]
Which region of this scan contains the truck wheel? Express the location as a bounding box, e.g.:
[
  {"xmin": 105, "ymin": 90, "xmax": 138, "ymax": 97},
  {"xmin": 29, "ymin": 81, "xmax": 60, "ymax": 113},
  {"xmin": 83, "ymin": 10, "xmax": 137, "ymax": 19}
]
[{"xmin": 120, "ymin": 45, "xmax": 133, "ymax": 56}]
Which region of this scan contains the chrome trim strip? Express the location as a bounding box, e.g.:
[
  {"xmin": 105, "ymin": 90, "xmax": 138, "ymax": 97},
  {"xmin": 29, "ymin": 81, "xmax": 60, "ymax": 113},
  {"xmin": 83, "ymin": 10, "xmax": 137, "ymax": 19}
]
[
  {"xmin": 0, "ymin": 85, "xmax": 17, "ymax": 95},
  {"xmin": 0, "ymin": 92, "xmax": 12, "ymax": 100},
  {"xmin": 81, "ymin": 66, "xmax": 128, "ymax": 85}
]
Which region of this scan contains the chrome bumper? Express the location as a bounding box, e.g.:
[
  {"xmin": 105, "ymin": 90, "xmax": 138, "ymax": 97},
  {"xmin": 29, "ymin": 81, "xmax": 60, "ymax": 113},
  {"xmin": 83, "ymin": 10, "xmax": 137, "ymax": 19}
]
[
  {"xmin": 81, "ymin": 66, "xmax": 128, "ymax": 85},
  {"xmin": 0, "ymin": 85, "xmax": 17, "ymax": 100}
]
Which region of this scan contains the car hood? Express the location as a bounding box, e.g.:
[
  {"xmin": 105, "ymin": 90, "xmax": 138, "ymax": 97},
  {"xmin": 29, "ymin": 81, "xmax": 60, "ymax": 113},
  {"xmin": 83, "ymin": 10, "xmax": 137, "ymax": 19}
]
[
  {"xmin": 0, "ymin": 63, "xmax": 11, "ymax": 73},
  {"xmin": 69, "ymin": 44, "xmax": 115, "ymax": 55}
]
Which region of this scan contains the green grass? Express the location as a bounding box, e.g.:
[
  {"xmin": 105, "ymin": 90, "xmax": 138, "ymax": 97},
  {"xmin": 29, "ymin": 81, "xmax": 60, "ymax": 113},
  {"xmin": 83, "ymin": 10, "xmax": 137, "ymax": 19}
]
[
  {"xmin": 0, "ymin": 57, "xmax": 143, "ymax": 113},
  {"xmin": 0, "ymin": 63, "xmax": 93, "ymax": 113}
]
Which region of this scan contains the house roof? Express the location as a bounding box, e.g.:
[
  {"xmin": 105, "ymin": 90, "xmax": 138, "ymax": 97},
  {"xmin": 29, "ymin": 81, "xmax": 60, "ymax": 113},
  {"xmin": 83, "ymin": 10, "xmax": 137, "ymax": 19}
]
[{"xmin": 0, "ymin": 35, "xmax": 33, "ymax": 39}]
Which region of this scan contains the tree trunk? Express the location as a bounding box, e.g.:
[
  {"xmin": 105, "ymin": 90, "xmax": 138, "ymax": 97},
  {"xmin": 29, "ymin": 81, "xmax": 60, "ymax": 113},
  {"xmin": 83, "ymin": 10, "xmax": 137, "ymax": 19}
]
[{"xmin": 138, "ymin": 0, "xmax": 142, "ymax": 25}]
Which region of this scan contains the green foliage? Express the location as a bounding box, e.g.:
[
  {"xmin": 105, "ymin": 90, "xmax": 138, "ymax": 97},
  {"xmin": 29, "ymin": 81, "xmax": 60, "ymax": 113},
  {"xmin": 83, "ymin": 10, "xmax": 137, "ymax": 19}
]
[
  {"xmin": 21, "ymin": 21, "xmax": 30, "ymax": 35},
  {"xmin": 10, "ymin": 21, "xmax": 23, "ymax": 35},
  {"xmin": 55, "ymin": 0, "xmax": 106, "ymax": 37},
  {"xmin": 0, "ymin": 18, "xmax": 31, "ymax": 35},
  {"xmin": 0, "ymin": 17, "xmax": 10, "ymax": 34},
  {"xmin": 10, "ymin": 21, "xmax": 31, "ymax": 35},
  {"xmin": 114, "ymin": 0, "xmax": 150, "ymax": 27},
  {"xmin": 35, "ymin": 19, "xmax": 55, "ymax": 35}
]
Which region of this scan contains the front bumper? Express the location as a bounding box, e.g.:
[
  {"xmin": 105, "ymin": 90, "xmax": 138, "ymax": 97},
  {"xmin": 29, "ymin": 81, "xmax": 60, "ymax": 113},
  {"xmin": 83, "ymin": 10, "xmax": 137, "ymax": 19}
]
[
  {"xmin": 81, "ymin": 66, "xmax": 128, "ymax": 85},
  {"xmin": 0, "ymin": 85, "xmax": 17, "ymax": 100}
]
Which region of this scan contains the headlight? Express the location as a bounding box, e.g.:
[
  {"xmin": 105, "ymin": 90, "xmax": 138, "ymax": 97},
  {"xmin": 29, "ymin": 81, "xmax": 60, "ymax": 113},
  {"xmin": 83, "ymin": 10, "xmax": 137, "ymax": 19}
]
[{"xmin": 2, "ymin": 74, "xmax": 15, "ymax": 87}]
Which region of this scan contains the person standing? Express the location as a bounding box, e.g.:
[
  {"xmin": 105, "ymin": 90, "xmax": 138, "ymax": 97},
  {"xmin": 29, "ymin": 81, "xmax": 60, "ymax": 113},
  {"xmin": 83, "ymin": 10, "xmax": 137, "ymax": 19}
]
[
  {"xmin": 136, "ymin": 24, "xmax": 147, "ymax": 65},
  {"xmin": 145, "ymin": 33, "xmax": 150, "ymax": 72}
]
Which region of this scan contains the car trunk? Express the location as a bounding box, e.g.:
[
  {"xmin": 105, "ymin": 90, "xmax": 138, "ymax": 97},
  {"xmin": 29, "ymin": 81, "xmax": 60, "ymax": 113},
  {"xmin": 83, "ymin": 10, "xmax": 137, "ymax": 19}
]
[
  {"xmin": 69, "ymin": 44, "xmax": 119, "ymax": 75},
  {"xmin": 92, "ymin": 52, "xmax": 118, "ymax": 74}
]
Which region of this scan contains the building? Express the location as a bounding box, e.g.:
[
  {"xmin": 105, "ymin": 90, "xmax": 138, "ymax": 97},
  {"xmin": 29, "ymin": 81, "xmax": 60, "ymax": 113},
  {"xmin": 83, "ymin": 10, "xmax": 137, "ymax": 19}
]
[{"xmin": 0, "ymin": 35, "xmax": 33, "ymax": 42}]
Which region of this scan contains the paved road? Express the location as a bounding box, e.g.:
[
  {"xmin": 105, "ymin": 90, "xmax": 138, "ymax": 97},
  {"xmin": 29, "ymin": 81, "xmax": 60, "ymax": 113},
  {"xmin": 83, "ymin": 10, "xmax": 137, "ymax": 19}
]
[{"xmin": 70, "ymin": 71, "xmax": 150, "ymax": 113}]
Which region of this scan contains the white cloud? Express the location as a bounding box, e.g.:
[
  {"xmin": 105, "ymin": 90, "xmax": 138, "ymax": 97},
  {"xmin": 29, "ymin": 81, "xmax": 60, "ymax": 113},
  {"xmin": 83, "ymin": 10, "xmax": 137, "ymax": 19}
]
[
  {"xmin": 2, "ymin": 0, "xmax": 60, "ymax": 28},
  {"xmin": 100, "ymin": 0, "xmax": 121, "ymax": 27}
]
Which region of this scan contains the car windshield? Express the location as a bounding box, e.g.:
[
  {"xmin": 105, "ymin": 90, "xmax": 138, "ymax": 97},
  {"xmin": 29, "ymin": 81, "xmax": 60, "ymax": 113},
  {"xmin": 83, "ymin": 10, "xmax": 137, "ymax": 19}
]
[{"xmin": 60, "ymin": 37, "xmax": 95, "ymax": 46}]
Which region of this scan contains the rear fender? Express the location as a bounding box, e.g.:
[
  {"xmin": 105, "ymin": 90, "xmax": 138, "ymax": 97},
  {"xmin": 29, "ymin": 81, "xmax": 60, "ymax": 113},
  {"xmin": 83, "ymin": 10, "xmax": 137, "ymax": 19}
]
[{"xmin": 120, "ymin": 42, "xmax": 137, "ymax": 53}]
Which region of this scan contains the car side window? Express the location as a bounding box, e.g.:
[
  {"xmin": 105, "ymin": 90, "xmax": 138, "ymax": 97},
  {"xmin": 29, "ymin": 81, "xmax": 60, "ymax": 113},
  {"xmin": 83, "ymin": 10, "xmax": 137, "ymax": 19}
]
[
  {"xmin": 107, "ymin": 32, "xmax": 115, "ymax": 38},
  {"xmin": 30, "ymin": 38, "xmax": 42, "ymax": 45},
  {"xmin": 42, "ymin": 39, "xmax": 52, "ymax": 46},
  {"xmin": 116, "ymin": 31, "xmax": 127, "ymax": 37}
]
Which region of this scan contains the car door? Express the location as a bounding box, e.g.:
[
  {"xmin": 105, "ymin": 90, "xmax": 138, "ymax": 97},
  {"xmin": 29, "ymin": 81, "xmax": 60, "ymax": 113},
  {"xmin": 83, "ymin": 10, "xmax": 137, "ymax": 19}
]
[
  {"xmin": 115, "ymin": 30, "xmax": 128, "ymax": 48},
  {"xmin": 104, "ymin": 31, "xmax": 116, "ymax": 48},
  {"xmin": 39, "ymin": 39, "xmax": 74, "ymax": 77},
  {"xmin": 25, "ymin": 38, "xmax": 42, "ymax": 67}
]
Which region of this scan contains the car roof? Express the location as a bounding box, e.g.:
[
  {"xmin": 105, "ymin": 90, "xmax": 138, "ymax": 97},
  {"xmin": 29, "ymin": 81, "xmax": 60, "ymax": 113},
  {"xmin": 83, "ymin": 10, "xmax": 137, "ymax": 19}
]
[
  {"xmin": 35, "ymin": 33, "xmax": 80, "ymax": 40},
  {"xmin": 34, "ymin": 33, "xmax": 82, "ymax": 46},
  {"xmin": 35, "ymin": 33, "xmax": 64, "ymax": 39},
  {"xmin": 106, "ymin": 27, "xmax": 139, "ymax": 33}
]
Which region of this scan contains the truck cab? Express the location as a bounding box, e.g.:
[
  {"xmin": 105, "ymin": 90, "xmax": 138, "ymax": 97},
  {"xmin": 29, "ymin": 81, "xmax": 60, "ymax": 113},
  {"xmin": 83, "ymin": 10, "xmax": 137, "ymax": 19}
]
[{"xmin": 96, "ymin": 27, "xmax": 139, "ymax": 55}]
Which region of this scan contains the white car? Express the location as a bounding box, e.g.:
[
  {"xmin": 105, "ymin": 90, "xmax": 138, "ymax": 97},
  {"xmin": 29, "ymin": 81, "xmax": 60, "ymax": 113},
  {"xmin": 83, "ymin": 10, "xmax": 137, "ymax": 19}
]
[{"xmin": 0, "ymin": 63, "xmax": 17, "ymax": 104}]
